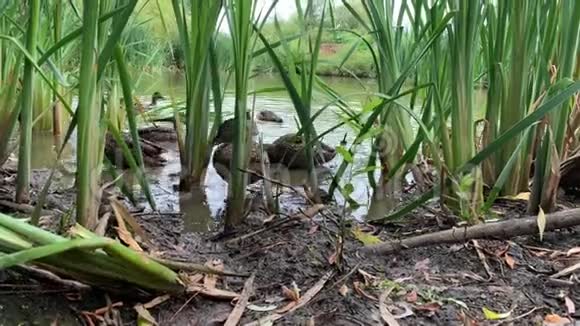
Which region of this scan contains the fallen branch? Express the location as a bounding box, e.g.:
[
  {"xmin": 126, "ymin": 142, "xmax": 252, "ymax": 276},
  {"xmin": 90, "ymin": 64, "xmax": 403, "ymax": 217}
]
[
  {"xmin": 244, "ymin": 270, "xmax": 333, "ymax": 326},
  {"xmin": 13, "ymin": 264, "xmax": 91, "ymax": 291},
  {"xmin": 362, "ymin": 208, "xmax": 580, "ymax": 256},
  {"xmin": 551, "ymin": 261, "xmax": 580, "ymax": 279},
  {"xmin": 0, "ymin": 199, "xmax": 55, "ymax": 216},
  {"xmin": 226, "ymin": 205, "xmax": 325, "ymax": 245},
  {"xmin": 225, "ymin": 273, "xmax": 255, "ymax": 326}
]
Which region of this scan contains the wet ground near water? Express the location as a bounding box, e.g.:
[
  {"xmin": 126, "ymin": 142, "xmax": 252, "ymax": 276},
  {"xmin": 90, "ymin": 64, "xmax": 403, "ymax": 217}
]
[{"xmin": 2, "ymin": 160, "xmax": 580, "ymax": 325}]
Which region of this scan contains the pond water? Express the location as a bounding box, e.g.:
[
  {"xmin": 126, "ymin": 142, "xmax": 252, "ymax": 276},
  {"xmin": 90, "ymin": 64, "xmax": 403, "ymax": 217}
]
[
  {"xmin": 133, "ymin": 74, "xmax": 380, "ymax": 231},
  {"xmin": 29, "ymin": 73, "xmax": 486, "ymax": 232}
]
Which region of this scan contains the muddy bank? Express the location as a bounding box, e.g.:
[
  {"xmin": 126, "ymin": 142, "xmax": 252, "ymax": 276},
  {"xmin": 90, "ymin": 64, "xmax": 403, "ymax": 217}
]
[{"xmin": 3, "ymin": 167, "xmax": 580, "ymax": 325}]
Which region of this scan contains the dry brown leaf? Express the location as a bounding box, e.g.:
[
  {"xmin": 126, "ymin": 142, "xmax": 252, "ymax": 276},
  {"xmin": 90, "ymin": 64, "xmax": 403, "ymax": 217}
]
[
  {"xmin": 415, "ymin": 302, "xmax": 441, "ymax": 313},
  {"xmin": 134, "ymin": 304, "xmax": 157, "ymax": 326},
  {"xmin": 504, "ymin": 254, "xmax": 516, "ymax": 269},
  {"xmin": 185, "ymin": 273, "xmax": 204, "ymax": 285},
  {"xmin": 358, "ymin": 269, "xmax": 379, "ymax": 286},
  {"xmin": 292, "ymin": 204, "xmax": 325, "ymax": 220},
  {"xmin": 114, "ymin": 227, "xmax": 143, "ymax": 252},
  {"xmin": 338, "ymin": 284, "xmax": 349, "ymax": 297},
  {"xmin": 565, "ymin": 296, "xmax": 575, "ymax": 315},
  {"xmin": 282, "ymin": 284, "xmax": 300, "ymax": 301},
  {"xmin": 308, "ymin": 224, "xmax": 319, "ymax": 235},
  {"xmin": 203, "ymin": 259, "xmax": 224, "ymax": 289},
  {"xmin": 245, "ymin": 271, "xmax": 333, "ymax": 326},
  {"xmin": 187, "ymin": 284, "xmax": 239, "ymax": 300},
  {"xmin": 110, "ymin": 198, "xmax": 151, "ymax": 243},
  {"xmin": 544, "ymin": 314, "xmax": 571, "ymax": 326},
  {"xmin": 142, "ymin": 295, "xmax": 171, "ymax": 310},
  {"xmin": 328, "ymin": 251, "xmax": 338, "ymax": 265},
  {"xmin": 405, "ymin": 290, "xmax": 418, "ymax": 303},
  {"xmin": 379, "ymin": 287, "xmax": 399, "ymax": 326},
  {"xmin": 353, "ymin": 281, "xmax": 378, "ymax": 301}
]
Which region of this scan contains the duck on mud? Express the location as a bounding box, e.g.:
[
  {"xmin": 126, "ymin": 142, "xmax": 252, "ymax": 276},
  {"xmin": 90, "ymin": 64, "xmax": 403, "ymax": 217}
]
[
  {"xmin": 212, "ymin": 114, "xmax": 336, "ymax": 183},
  {"xmin": 257, "ymin": 110, "xmax": 283, "ymax": 123}
]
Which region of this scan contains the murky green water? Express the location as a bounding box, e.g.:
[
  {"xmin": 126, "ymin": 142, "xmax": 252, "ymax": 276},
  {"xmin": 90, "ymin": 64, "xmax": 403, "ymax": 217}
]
[{"xmin": 134, "ymin": 74, "xmax": 386, "ymax": 228}]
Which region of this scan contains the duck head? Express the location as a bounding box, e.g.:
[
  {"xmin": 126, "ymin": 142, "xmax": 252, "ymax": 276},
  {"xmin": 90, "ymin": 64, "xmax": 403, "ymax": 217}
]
[{"xmin": 151, "ymin": 91, "xmax": 165, "ymax": 106}]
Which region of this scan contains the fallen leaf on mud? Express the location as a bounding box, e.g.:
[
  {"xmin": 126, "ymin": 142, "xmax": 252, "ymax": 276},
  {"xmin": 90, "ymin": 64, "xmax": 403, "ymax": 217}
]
[
  {"xmin": 544, "ymin": 314, "xmax": 571, "ymax": 326},
  {"xmin": 187, "ymin": 284, "xmax": 239, "ymax": 300},
  {"xmin": 114, "ymin": 227, "xmax": 143, "ymax": 252},
  {"xmin": 134, "ymin": 304, "xmax": 157, "ymax": 326},
  {"xmin": 352, "ymin": 226, "xmax": 382, "ymax": 245},
  {"xmin": 353, "ymin": 281, "xmax": 378, "ymax": 301},
  {"xmin": 247, "ymin": 271, "xmax": 334, "ymax": 326},
  {"xmin": 328, "ymin": 250, "xmax": 338, "ymax": 265},
  {"xmin": 482, "ymin": 307, "xmax": 512, "ymax": 320},
  {"xmin": 537, "ymin": 208, "xmax": 546, "ymax": 241},
  {"xmin": 444, "ymin": 298, "xmax": 468, "ymax": 310},
  {"xmin": 204, "ymin": 260, "xmax": 224, "ymax": 289},
  {"xmin": 504, "ymin": 254, "xmax": 516, "ymax": 269},
  {"xmin": 358, "ymin": 269, "xmax": 379, "ymax": 286},
  {"xmin": 143, "ymin": 295, "xmax": 171, "ymax": 309},
  {"xmin": 415, "ymin": 302, "xmax": 441, "ymax": 314},
  {"xmin": 405, "ymin": 290, "xmax": 418, "ymax": 303},
  {"xmin": 282, "ymin": 284, "xmax": 300, "ymax": 302},
  {"xmin": 308, "ymin": 224, "xmax": 319, "ymax": 235},
  {"xmin": 391, "ymin": 302, "xmax": 414, "ymax": 319},
  {"xmin": 379, "ymin": 287, "xmax": 400, "ymax": 326},
  {"xmin": 339, "ymin": 284, "xmax": 350, "ymax": 297},
  {"xmin": 566, "ymin": 247, "xmax": 580, "ymax": 256},
  {"xmin": 110, "ymin": 198, "xmax": 150, "ymax": 244},
  {"xmin": 565, "ymin": 296, "xmax": 575, "ymax": 314},
  {"xmin": 184, "ymin": 273, "xmax": 204, "ymax": 285},
  {"xmin": 247, "ymin": 304, "xmax": 278, "ymax": 312},
  {"xmin": 502, "ymin": 192, "xmax": 530, "ymax": 201},
  {"xmin": 293, "ymin": 204, "xmax": 325, "ymax": 220}
]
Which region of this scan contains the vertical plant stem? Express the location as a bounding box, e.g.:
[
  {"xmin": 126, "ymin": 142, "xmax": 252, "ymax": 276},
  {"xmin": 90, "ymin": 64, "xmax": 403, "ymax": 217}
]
[
  {"xmin": 15, "ymin": 0, "xmax": 41, "ymax": 203},
  {"xmin": 76, "ymin": 0, "xmax": 101, "ymax": 228}
]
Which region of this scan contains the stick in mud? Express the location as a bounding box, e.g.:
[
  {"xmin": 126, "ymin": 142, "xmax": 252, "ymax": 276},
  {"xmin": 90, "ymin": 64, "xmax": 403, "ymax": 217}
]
[{"xmin": 361, "ymin": 208, "xmax": 580, "ymax": 255}]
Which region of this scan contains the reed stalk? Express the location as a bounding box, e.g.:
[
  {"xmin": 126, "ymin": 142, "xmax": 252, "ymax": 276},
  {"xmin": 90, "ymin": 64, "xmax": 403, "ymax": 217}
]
[
  {"xmin": 15, "ymin": 0, "xmax": 41, "ymax": 203},
  {"xmin": 76, "ymin": 0, "xmax": 101, "ymax": 228},
  {"xmin": 170, "ymin": 0, "xmax": 221, "ymax": 190},
  {"xmin": 224, "ymin": 0, "xmax": 257, "ymax": 225}
]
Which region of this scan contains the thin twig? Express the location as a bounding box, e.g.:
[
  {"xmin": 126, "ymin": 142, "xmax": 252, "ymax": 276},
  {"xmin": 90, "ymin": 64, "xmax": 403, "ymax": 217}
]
[
  {"xmin": 472, "ymin": 240, "xmax": 494, "ymax": 280},
  {"xmin": 239, "ymin": 168, "xmax": 314, "ymax": 205},
  {"xmin": 151, "ymin": 257, "xmax": 248, "ymax": 277},
  {"xmin": 495, "ymin": 307, "xmax": 542, "ymax": 325},
  {"xmin": 12, "ymin": 265, "xmax": 91, "ymax": 291}
]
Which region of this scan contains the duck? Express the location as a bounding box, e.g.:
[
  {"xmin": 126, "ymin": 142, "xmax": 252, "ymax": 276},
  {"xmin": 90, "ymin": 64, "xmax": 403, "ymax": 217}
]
[
  {"xmin": 265, "ymin": 133, "xmax": 336, "ymax": 169},
  {"xmin": 139, "ymin": 91, "xmax": 165, "ymax": 111},
  {"xmin": 257, "ymin": 110, "xmax": 283, "ymax": 123}
]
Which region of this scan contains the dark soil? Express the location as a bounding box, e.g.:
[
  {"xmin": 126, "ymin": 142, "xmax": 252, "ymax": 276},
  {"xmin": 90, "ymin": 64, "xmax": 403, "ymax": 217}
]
[{"xmin": 2, "ymin": 163, "xmax": 580, "ymax": 325}]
